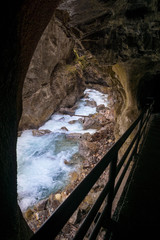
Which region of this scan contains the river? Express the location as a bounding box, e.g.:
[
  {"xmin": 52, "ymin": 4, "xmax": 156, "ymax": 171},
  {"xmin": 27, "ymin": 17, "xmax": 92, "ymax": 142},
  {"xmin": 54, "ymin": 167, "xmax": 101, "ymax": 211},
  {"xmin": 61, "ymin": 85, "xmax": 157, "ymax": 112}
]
[{"xmin": 17, "ymin": 88, "xmax": 108, "ymax": 211}]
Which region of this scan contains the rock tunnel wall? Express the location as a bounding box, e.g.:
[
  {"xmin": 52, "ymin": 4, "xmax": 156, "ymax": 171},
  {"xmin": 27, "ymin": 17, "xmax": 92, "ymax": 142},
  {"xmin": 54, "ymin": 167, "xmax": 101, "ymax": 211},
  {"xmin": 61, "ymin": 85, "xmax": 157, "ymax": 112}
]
[
  {"xmin": 0, "ymin": 0, "xmax": 160, "ymax": 239},
  {"xmin": 0, "ymin": 1, "xmax": 61, "ymax": 239}
]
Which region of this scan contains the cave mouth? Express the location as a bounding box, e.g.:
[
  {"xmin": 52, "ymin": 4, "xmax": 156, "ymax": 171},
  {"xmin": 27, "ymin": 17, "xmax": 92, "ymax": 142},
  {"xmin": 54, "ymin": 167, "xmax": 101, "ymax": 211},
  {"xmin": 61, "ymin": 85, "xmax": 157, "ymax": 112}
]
[
  {"xmin": 137, "ymin": 72, "xmax": 160, "ymax": 113},
  {"xmin": 2, "ymin": 0, "xmax": 160, "ymax": 239}
]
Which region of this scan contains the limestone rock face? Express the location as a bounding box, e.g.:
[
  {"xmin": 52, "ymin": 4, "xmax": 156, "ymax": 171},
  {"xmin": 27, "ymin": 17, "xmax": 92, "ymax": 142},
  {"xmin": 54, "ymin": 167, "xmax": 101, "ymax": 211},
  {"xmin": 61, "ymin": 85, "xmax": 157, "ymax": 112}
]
[{"xmin": 19, "ymin": 16, "xmax": 85, "ymax": 130}]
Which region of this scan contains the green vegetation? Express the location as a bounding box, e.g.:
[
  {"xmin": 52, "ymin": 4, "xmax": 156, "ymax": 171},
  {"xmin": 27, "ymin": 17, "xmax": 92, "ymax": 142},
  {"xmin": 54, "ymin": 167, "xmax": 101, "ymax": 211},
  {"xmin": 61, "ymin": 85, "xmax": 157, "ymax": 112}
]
[
  {"xmin": 65, "ymin": 48, "xmax": 89, "ymax": 76},
  {"xmin": 73, "ymin": 49, "xmax": 88, "ymax": 69}
]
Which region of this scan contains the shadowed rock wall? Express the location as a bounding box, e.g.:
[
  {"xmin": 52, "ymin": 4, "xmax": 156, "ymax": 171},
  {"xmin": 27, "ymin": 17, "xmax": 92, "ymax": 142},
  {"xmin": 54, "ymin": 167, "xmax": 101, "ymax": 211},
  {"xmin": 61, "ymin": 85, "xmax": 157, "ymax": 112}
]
[
  {"xmin": 0, "ymin": 0, "xmax": 61, "ymax": 239},
  {"xmin": 19, "ymin": 15, "xmax": 85, "ymax": 130}
]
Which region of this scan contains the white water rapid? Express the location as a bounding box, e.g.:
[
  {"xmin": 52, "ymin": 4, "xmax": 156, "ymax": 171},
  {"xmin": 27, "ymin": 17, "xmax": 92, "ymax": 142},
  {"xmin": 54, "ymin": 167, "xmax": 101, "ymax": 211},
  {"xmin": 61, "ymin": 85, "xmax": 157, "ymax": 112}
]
[{"xmin": 17, "ymin": 89, "xmax": 108, "ymax": 211}]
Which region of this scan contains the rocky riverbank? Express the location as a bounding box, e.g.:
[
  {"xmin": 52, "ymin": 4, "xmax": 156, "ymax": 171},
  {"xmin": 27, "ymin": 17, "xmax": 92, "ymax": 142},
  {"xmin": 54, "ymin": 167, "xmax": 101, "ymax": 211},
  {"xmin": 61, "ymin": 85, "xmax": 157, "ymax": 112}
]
[{"xmin": 22, "ymin": 91, "xmax": 115, "ymax": 238}]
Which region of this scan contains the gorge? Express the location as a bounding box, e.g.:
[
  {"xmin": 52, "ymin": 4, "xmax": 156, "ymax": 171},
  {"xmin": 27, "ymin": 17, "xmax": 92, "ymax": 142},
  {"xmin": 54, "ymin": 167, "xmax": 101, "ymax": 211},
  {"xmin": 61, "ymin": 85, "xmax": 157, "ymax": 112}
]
[
  {"xmin": 17, "ymin": 88, "xmax": 111, "ymax": 211},
  {"xmin": 0, "ymin": 0, "xmax": 160, "ymax": 240}
]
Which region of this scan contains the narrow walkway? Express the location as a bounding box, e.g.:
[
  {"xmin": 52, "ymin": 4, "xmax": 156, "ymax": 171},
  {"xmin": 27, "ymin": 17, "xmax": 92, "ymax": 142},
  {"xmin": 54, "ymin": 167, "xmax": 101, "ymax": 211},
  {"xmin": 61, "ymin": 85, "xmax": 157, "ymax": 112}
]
[{"xmin": 112, "ymin": 114, "xmax": 160, "ymax": 240}]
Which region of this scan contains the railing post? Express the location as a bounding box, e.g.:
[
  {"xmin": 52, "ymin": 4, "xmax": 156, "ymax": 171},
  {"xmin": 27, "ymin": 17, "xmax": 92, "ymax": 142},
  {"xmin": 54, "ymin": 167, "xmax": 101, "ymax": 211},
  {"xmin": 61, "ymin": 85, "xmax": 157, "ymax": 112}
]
[
  {"xmin": 105, "ymin": 152, "xmax": 118, "ymax": 220},
  {"xmin": 135, "ymin": 112, "xmax": 144, "ymax": 154}
]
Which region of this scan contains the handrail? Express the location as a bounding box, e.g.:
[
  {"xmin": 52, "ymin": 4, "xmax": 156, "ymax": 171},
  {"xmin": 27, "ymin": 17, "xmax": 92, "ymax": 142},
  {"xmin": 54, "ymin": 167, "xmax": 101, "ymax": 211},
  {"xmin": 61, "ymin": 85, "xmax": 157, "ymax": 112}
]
[{"xmin": 30, "ymin": 101, "xmax": 154, "ymax": 240}]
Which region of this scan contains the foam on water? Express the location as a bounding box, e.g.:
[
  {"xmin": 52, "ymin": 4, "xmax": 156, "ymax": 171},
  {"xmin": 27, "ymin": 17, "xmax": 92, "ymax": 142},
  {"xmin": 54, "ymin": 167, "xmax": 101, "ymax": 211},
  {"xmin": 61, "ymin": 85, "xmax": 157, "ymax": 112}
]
[
  {"xmin": 17, "ymin": 88, "xmax": 108, "ymax": 211},
  {"xmin": 17, "ymin": 132, "xmax": 78, "ymax": 211},
  {"xmin": 75, "ymin": 88, "xmax": 108, "ymax": 116},
  {"xmin": 39, "ymin": 114, "xmax": 96, "ymax": 134},
  {"xmin": 84, "ymin": 88, "xmax": 108, "ymax": 107}
]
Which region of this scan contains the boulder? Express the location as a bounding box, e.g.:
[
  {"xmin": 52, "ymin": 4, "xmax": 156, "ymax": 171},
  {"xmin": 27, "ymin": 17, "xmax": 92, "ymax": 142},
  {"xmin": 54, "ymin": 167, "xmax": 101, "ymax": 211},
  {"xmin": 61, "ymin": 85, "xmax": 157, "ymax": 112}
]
[
  {"xmin": 32, "ymin": 129, "xmax": 51, "ymax": 136},
  {"xmin": 79, "ymin": 140, "xmax": 99, "ymax": 157},
  {"xmin": 70, "ymin": 152, "xmax": 86, "ymax": 164},
  {"xmin": 103, "ymin": 108, "xmax": 114, "ymax": 121},
  {"xmin": 96, "ymin": 104, "xmax": 106, "ymax": 112},
  {"xmin": 85, "ymin": 100, "xmax": 97, "ymax": 107},
  {"xmin": 55, "ymin": 193, "xmax": 62, "ymax": 201},
  {"xmin": 34, "ymin": 199, "xmax": 48, "ymax": 211},
  {"xmin": 78, "ymin": 118, "xmax": 84, "ymax": 124},
  {"xmin": 82, "ymin": 133, "xmax": 92, "ymax": 141},
  {"xmin": 66, "ymin": 133, "xmax": 82, "ymax": 140},
  {"xmin": 68, "ymin": 120, "xmax": 77, "ymax": 124},
  {"xmin": 18, "ymin": 131, "xmax": 22, "ymax": 137},
  {"xmin": 91, "ymin": 123, "xmax": 114, "ymax": 142},
  {"xmin": 59, "ymin": 107, "xmax": 75, "ymax": 115},
  {"xmin": 47, "ymin": 193, "xmax": 60, "ymax": 209},
  {"xmin": 24, "ymin": 209, "xmax": 34, "ymax": 221},
  {"xmin": 83, "ymin": 114, "xmax": 108, "ymax": 130},
  {"xmin": 61, "ymin": 127, "xmax": 69, "ymax": 131},
  {"xmin": 83, "ymin": 117, "xmax": 99, "ymax": 130},
  {"xmin": 64, "ymin": 159, "xmax": 74, "ymax": 166}
]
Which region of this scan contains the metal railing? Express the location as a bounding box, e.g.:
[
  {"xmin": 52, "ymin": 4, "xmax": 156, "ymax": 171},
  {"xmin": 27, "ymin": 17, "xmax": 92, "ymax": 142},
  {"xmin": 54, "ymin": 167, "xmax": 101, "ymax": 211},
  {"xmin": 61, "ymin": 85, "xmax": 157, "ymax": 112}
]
[{"xmin": 30, "ymin": 102, "xmax": 154, "ymax": 240}]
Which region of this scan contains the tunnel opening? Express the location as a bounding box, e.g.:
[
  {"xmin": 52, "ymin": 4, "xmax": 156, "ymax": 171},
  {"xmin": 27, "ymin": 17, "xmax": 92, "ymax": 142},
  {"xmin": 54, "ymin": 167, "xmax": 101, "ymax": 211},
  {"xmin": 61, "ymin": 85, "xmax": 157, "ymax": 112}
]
[{"xmin": 137, "ymin": 72, "xmax": 160, "ymax": 113}]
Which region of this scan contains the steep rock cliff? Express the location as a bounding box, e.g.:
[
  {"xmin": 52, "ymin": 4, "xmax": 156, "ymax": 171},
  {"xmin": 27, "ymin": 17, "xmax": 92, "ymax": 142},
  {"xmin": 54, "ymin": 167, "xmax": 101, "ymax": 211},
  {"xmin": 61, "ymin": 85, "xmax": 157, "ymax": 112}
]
[
  {"xmin": 19, "ymin": 16, "xmax": 86, "ymax": 130},
  {"xmin": 58, "ymin": 0, "xmax": 160, "ymax": 137}
]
